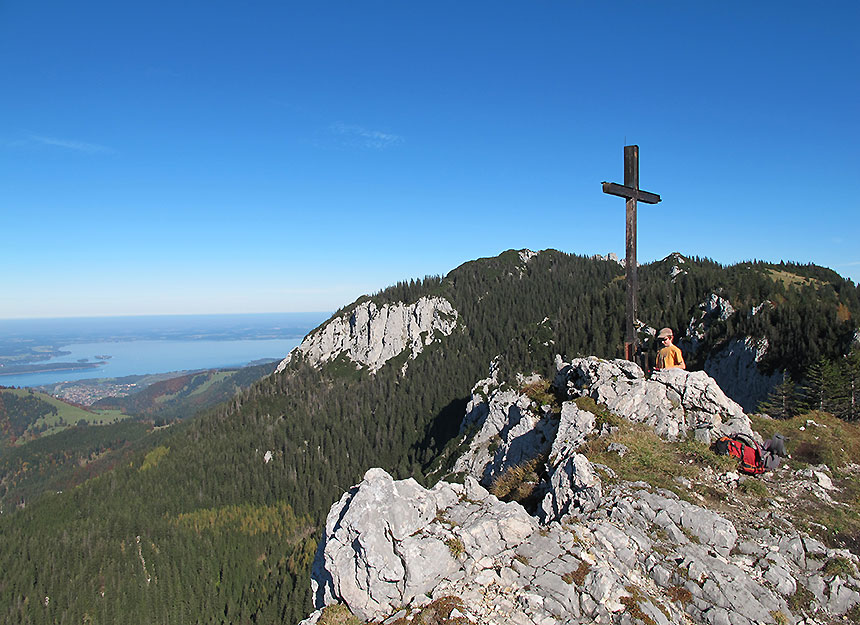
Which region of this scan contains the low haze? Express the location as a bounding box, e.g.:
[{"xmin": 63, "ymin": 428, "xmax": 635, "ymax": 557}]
[{"xmin": 2, "ymin": 2, "xmax": 857, "ymax": 319}]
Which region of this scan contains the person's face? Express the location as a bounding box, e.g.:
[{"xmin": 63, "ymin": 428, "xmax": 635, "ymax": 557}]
[{"xmin": 661, "ymin": 336, "xmax": 672, "ymax": 345}]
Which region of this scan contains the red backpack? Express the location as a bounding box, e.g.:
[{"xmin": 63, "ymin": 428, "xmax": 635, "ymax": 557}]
[{"xmin": 714, "ymin": 434, "xmax": 767, "ymax": 475}]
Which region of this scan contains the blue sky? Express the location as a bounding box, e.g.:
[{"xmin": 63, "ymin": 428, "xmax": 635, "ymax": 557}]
[{"xmin": 1, "ymin": 1, "xmax": 858, "ymax": 319}]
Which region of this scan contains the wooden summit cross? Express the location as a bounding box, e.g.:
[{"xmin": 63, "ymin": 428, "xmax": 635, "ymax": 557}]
[{"xmin": 602, "ymin": 145, "xmax": 661, "ymax": 362}]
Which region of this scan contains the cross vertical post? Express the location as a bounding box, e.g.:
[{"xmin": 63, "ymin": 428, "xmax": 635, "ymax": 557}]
[
  {"xmin": 624, "ymin": 145, "xmax": 639, "ymax": 362},
  {"xmin": 602, "ymin": 145, "xmax": 661, "ymax": 362}
]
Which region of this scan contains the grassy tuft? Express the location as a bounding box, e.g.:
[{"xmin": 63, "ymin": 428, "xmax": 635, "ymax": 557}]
[
  {"xmin": 445, "ymin": 538, "xmax": 464, "ymax": 559},
  {"xmin": 620, "ymin": 586, "xmax": 657, "ymax": 625},
  {"xmin": 788, "ymin": 584, "xmax": 815, "ymax": 614},
  {"xmin": 384, "ymin": 596, "xmax": 470, "ymax": 625},
  {"xmin": 822, "ymin": 556, "xmax": 856, "ymax": 579},
  {"xmin": 318, "ymin": 604, "xmax": 363, "ymax": 625},
  {"xmin": 488, "ymin": 454, "xmax": 546, "ymax": 504},
  {"xmin": 770, "ymin": 610, "xmax": 789, "ymax": 625},
  {"xmin": 667, "ymin": 585, "xmax": 692, "ymax": 606},
  {"xmin": 738, "ymin": 479, "xmax": 769, "ymax": 500},
  {"xmin": 520, "ymin": 378, "xmax": 561, "ymax": 411},
  {"xmin": 574, "ymin": 396, "xmax": 622, "ymax": 428},
  {"xmin": 562, "ymin": 561, "xmax": 591, "ymax": 586}
]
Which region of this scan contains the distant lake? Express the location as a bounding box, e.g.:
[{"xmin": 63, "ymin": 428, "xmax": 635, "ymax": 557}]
[
  {"xmin": 0, "ymin": 312, "xmax": 329, "ymax": 388},
  {"xmin": 0, "ymin": 338, "xmax": 303, "ymax": 388}
]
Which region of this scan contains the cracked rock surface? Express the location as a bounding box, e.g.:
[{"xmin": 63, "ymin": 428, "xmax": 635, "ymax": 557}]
[{"xmin": 300, "ymin": 357, "xmax": 860, "ymax": 625}]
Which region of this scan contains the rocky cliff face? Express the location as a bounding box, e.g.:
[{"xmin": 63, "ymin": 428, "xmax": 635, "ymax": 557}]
[
  {"xmin": 300, "ymin": 357, "xmax": 860, "ymax": 625},
  {"xmin": 703, "ymin": 337, "xmax": 782, "ymax": 413},
  {"xmin": 676, "ymin": 292, "xmax": 780, "ymax": 412},
  {"xmin": 276, "ymin": 296, "xmax": 458, "ymax": 374}
]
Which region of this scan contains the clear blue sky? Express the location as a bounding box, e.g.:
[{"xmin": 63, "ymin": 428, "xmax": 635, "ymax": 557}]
[{"xmin": 2, "ymin": 1, "xmax": 858, "ymax": 319}]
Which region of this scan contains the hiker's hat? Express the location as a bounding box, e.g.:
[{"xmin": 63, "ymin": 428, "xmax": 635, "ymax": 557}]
[{"xmin": 657, "ymin": 328, "xmax": 673, "ymax": 339}]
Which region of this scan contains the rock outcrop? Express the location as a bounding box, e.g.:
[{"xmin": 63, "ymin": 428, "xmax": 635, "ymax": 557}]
[
  {"xmin": 303, "ymin": 467, "xmax": 860, "ymax": 625},
  {"xmin": 555, "ymin": 356, "xmax": 753, "ymax": 443},
  {"xmin": 276, "ymin": 296, "xmax": 458, "ymax": 374},
  {"xmin": 673, "ymin": 292, "xmax": 782, "ymax": 412},
  {"xmin": 453, "ymin": 357, "xmax": 756, "ymax": 524},
  {"xmin": 300, "ymin": 357, "xmax": 860, "ymax": 624}
]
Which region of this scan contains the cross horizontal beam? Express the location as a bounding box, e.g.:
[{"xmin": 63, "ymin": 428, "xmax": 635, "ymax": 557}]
[{"xmin": 601, "ymin": 182, "xmax": 661, "ymax": 204}]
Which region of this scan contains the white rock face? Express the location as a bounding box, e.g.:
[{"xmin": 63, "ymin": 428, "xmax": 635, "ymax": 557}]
[
  {"xmin": 302, "ymin": 468, "xmax": 860, "ymax": 625},
  {"xmin": 555, "ymin": 356, "xmax": 754, "ymax": 442},
  {"xmin": 452, "ymin": 379, "xmax": 555, "ymax": 484},
  {"xmin": 276, "ymin": 296, "xmax": 458, "ymax": 374},
  {"xmin": 310, "ymin": 468, "xmax": 535, "ymax": 622}
]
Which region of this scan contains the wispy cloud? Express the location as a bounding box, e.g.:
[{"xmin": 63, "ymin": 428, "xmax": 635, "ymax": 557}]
[
  {"xmin": 329, "ymin": 123, "xmax": 403, "ymax": 149},
  {"xmin": 21, "ymin": 134, "xmax": 115, "ymax": 154}
]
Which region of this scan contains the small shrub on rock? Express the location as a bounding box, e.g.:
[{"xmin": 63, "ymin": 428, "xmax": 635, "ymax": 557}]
[{"xmin": 445, "ymin": 538, "xmax": 464, "ymax": 559}]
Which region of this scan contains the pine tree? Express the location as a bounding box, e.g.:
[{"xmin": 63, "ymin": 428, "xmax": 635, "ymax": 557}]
[
  {"xmin": 802, "ymin": 357, "xmax": 843, "ymax": 413},
  {"xmin": 836, "ymin": 347, "xmax": 860, "ymax": 421},
  {"xmin": 757, "ymin": 371, "xmax": 801, "ymax": 419}
]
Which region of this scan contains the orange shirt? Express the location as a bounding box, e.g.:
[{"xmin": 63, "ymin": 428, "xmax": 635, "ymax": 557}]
[{"xmin": 656, "ymin": 344, "xmax": 685, "ymax": 370}]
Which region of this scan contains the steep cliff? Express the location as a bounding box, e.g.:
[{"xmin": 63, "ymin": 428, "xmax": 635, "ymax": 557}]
[{"xmin": 276, "ymin": 296, "xmax": 458, "ymax": 374}]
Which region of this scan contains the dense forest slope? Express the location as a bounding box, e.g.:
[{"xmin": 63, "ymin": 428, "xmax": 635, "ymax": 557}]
[
  {"xmin": 1, "ymin": 250, "xmax": 858, "ymax": 625},
  {"xmin": 91, "ymin": 362, "xmax": 278, "ymax": 419}
]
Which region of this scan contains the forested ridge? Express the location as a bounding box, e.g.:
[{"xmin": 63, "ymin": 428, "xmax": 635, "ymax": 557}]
[{"xmin": 1, "ymin": 249, "xmax": 858, "ymax": 625}]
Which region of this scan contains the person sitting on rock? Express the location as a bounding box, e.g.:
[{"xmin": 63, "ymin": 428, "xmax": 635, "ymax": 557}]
[{"xmin": 655, "ymin": 327, "xmax": 685, "ymax": 370}]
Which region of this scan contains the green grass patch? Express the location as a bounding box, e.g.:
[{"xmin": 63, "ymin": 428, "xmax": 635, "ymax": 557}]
[
  {"xmin": 574, "ymin": 396, "xmax": 623, "ymax": 428},
  {"xmin": 520, "ymin": 378, "xmax": 560, "ymax": 411},
  {"xmin": 1, "ymin": 388, "xmax": 129, "ymax": 443},
  {"xmin": 579, "ymin": 420, "xmax": 697, "ymax": 493},
  {"xmin": 764, "ymin": 268, "xmax": 824, "ymax": 290},
  {"xmin": 750, "ymin": 411, "xmax": 860, "ymax": 471},
  {"xmin": 674, "ymin": 438, "xmax": 738, "ymax": 473},
  {"xmin": 185, "ymin": 371, "xmax": 233, "ymax": 398},
  {"xmin": 822, "ymin": 556, "xmax": 856, "ymax": 579},
  {"xmin": 738, "ymin": 479, "xmax": 769, "ymax": 499}
]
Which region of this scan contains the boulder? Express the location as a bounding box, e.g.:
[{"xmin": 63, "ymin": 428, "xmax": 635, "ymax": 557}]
[{"xmin": 309, "ymin": 468, "xmax": 537, "ymax": 622}]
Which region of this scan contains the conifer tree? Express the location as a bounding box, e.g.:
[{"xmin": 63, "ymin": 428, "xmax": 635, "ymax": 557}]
[
  {"xmin": 802, "ymin": 357, "xmax": 843, "ymax": 413},
  {"xmin": 757, "ymin": 371, "xmax": 801, "ymax": 419},
  {"xmin": 836, "ymin": 346, "xmax": 860, "ymax": 421}
]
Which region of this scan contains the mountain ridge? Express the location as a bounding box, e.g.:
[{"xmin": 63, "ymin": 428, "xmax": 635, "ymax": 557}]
[{"xmin": 1, "ymin": 249, "xmax": 858, "ymax": 625}]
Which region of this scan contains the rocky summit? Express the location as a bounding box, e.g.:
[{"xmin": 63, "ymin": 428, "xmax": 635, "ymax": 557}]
[{"xmin": 300, "ymin": 357, "xmax": 860, "ymax": 625}]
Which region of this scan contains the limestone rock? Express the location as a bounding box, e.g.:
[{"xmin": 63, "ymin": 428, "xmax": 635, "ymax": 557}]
[
  {"xmin": 304, "ymin": 470, "xmax": 860, "ymax": 625},
  {"xmin": 301, "ymin": 353, "xmax": 860, "ymax": 625},
  {"xmin": 309, "ymin": 468, "xmax": 536, "ymax": 622},
  {"xmin": 556, "ymin": 356, "xmax": 754, "ymax": 441},
  {"xmin": 451, "ymin": 385, "xmax": 554, "ymax": 485},
  {"xmin": 276, "ymin": 296, "xmax": 458, "ymax": 374}
]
